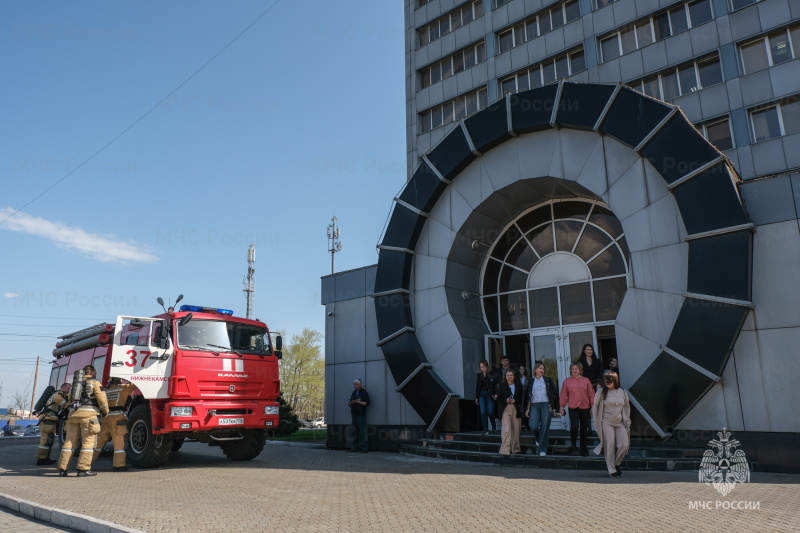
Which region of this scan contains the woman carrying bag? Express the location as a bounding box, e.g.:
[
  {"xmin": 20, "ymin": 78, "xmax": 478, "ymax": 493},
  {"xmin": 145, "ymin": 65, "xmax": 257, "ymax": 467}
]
[{"xmin": 591, "ymin": 371, "xmax": 631, "ymax": 477}]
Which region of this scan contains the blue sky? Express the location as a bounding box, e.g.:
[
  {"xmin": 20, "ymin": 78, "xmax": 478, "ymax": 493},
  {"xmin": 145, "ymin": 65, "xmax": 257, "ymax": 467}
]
[{"xmin": 0, "ymin": 1, "xmax": 406, "ymax": 407}]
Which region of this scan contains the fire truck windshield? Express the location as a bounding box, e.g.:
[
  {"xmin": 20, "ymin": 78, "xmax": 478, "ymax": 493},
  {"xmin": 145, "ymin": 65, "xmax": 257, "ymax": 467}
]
[{"xmin": 177, "ymin": 320, "xmax": 272, "ymax": 356}]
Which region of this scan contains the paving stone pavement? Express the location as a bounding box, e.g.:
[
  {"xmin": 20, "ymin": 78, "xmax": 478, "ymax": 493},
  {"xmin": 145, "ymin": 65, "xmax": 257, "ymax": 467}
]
[{"xmin": 0, "ymin": 438, "xmax": 797, "ymax": 532}]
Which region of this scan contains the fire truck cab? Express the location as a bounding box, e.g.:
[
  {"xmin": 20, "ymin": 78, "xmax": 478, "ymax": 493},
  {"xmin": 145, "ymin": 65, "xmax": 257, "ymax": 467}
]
[{"xmin": 50, "ymin": 305, "xmax": 281, "ymax": 468}]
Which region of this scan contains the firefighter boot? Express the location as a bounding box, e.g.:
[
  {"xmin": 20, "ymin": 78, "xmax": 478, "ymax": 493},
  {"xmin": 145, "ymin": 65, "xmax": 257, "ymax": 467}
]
[
  {"xmin": 76, "ymin": 470, "xmax": 97, "ymax": 477},
  {"xmin": 58, "ymin": 469, "xmax": 68, "ymax": 477},
  {"xmin": 114, "ymin": 466, "xmax": 129, "ymax": 472}
]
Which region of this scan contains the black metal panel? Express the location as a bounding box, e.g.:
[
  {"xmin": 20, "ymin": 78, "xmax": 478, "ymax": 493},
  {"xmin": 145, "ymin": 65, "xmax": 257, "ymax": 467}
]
[
  {"xmin": 464, "ymin": 98, "xmax": 511, "ymax": 153},
  {"xmin": 398, "ymin": 161, "xmax": 448, "ymax": 214},
  {"xmin": 402, "ymin": 368, "xmax": 453, "ymax": 425},
  {"xmin": 509, "ymin": 84, "xmax": 558, "ymax": 134},
  {"xmin": 599, "ymin": 88, "xmax": 672, "ymax": 148},
  {"xmin": 629, "ymin": 352, "xmax": 714, "ymax": 430},
  {"xmin": 373, "ymin": 250, "xmax": 413, "ymax": 295},
  {"xmin": 687, "ymin": 231, "xmax": 751, "ymax": 301},
  {"xmin": 666, "ymin": 298, "xmax": 749, "ymax": 376},
  {"xmin": 380, "ymin": 203, "xmax": 427, "ymax": 251},
  {"xmin": 671, "ymin": 163, "xmax": 749, "ymax": 235},
  {"xmin": 640, "ymin": 115, "xmax": 720, "ymax": 185},
  {"xmin": 374, "ymin": 292, "xmax": 414, "ymax": 341},
  {"xmin": 555, "ymin": 82, "xmax": 616, "ymax": 130},
  {"xmin": 427, "ymin": 125, "xmax": 477, "ymax": 181},
  {"xmin": 378, "ymin": 332, "xmax": 428, "ymax": 385}
]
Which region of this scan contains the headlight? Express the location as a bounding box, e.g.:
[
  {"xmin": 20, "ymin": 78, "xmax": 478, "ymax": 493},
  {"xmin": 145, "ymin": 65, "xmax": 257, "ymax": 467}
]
[
  {"xmin": 170, "ymin": 406, "xmax": 193, "ymax": 417},
  {"xmin": 264, "ymin": 406, "xmax": 279, "ymax": 415}
]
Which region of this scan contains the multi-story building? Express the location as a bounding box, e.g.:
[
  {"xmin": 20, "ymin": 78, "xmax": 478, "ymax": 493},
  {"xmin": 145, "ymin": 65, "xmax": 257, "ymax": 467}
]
[{"xmin": 322, "ymin": 0, "xmax": 800, "ymax": 472}]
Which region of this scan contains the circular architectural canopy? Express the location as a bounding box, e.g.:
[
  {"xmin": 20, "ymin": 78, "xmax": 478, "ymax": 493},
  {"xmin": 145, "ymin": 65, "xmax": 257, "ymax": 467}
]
[{"xmin": 374, "ymin": 82, "xmax": 753, "ymax": 435}]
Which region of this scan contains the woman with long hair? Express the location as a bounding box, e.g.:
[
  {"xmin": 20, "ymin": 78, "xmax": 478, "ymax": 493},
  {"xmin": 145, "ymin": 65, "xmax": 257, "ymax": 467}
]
[
  {"xmin": 559, "ymin": 362, "xmax": 594, "ymax": 456},
  {"xmin": 474, "ymin": 360, "xmax": 497, "ymax": 435},
  {"xmin": 592, "ymin": 371, "xmax": 631, "ymax": 477},
  {"xmin": 497, "ymin": 369, "xmax": 523, "ymax": 456},
  {"xmin": 578, "ymin": 344, "xmax": 604, "ymax": 390}
]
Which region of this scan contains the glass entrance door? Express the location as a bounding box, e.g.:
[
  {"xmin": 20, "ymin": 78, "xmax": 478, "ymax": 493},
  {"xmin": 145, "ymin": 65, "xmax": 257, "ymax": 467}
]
[{"xmin": 530, "ymin": 329, "xmax": 567, "ymax": 429}]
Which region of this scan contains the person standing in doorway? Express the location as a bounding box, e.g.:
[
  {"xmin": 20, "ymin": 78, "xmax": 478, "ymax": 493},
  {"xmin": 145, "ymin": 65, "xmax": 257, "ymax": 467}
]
[
  {"xmin": 608, "ymin": 357, "xmax": 620, "ymax": 378},
  {"xmin": 578, "ymin": 344, "xmax": 604, "ymax": 390},
  {"xmin": 348, "ymin": 379, "xmax": 370, "ymax": 453},
  {"xmin": 492, "ymin": 355, "xmax": 518, "ymax": 433},
  {"xmin": 559, "ymin": 363, "xmax": 594, "ymax": 457},
  {"xmin": 474, "ymin": 360, "xmax": 497, "ymax": 435}
]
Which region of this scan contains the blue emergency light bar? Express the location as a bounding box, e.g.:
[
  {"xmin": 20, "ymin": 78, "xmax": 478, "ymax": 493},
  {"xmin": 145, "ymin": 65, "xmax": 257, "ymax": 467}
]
[{"xmin": 179, "ymin": 305, "xmax": 234, "ymax": 315}]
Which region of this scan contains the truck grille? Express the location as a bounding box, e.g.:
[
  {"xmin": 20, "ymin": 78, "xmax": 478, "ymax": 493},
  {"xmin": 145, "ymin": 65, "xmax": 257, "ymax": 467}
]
[{"xmin": 197, "ymin": 381, "xmax": 261, "ymax": 397}]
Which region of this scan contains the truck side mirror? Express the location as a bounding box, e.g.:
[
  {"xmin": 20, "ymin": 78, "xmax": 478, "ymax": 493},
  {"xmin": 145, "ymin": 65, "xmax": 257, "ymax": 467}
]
[
  {"xmin": 275, "ymin": 350, "xmax": 282, "ymax": 360},
  {"xmin": 275, "ymin": 334, "xmax": 282, "ymax": 351},
  {"xmin": 178, "ymin": 313, "xmax": 193, "ymax": 326}
]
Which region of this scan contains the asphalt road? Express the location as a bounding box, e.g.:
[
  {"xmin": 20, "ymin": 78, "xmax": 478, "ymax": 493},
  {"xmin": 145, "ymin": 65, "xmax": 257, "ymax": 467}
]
[{"xmin": 0, "ymin": 437, "xmax": 798, "ymax": 532}]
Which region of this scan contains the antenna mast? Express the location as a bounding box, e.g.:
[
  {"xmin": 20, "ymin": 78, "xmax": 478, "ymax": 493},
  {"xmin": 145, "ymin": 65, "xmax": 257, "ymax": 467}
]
[
  {"xmin": 327, "ymin": 215, "xmax": 342, "ymax": 275},
  {"xmin": 243, "ymin": 244, "xmax": 256, "ymax": 319}
]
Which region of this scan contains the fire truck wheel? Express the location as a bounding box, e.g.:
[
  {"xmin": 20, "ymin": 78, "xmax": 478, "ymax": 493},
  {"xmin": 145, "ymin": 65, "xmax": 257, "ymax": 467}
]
[
  {"xmin": 126, "ymin": 404, "xmax": 173, "ymax": 468},
  {"xmin": 220, "ymin": 429, "xmax": 267, "ymax": 461}
]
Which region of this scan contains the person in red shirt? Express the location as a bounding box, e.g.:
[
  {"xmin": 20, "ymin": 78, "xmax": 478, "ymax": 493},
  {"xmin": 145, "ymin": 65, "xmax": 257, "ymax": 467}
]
[{"xmin": 559, "ymin": 362, "xmax": 594, "ymax": 456}]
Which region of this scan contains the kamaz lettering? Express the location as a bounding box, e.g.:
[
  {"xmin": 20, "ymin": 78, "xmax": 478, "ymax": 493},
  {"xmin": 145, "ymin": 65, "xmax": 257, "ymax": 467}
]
[{"xmin": 218, "ymin": 373, "xmax": 249, "ymax": 378}]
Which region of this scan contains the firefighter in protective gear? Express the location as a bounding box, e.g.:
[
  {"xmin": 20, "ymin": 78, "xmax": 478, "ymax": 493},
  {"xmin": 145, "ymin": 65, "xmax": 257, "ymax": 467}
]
[
  {"xmin": 57, "ymin": 365, "xmax": 108, "ymax": 477},
  {"xmin": 35, "ymin": 383, "xmax": 70, "ymax": 465},
  {"xmin": 93, "ymin": 377, "xmax": 137, "ymax": 471}
]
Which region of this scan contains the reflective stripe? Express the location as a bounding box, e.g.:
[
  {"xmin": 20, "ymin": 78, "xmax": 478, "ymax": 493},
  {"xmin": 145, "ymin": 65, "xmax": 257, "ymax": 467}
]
[
  {"xmin": 114, "ymin": 450, "xmax": 125, "ymax": 454},
  {"xmin": 38, "ymin": 446, "xmax": 52, "ymax": 450},
  {"xmin": 62, "ymin": 447, "xmax": 73, "ymax": 451},
  {"xmin": 105, "ymin": 412, "xmax": 123, "ymax": 416},
  {"xmin": 79, "ymin": 449, "xmax": 94, "ymax": 453}
]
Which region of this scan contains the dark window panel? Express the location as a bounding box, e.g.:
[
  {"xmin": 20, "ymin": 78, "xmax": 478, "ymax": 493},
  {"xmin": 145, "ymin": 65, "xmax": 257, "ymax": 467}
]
[
  {"xmin": 688, "ymin": 0, "xmax": 712, "ymax": 26},
  {"xmin": 751, "ymin": 107, "xmax": 781, "ymax": 142},
  {"xmin": 588, "ymin": 246, "xmax": 626, "ymax": 278},
  {"xmin": 555, "ymin": 55, "xmax": 569, "ymax": 78},
  {"xmin": 506, "ymin": 239, "xmax": 539, "ymax": 271},
  {"xmin": 381, "ymin": 204, "xmax": 427, "ymax": 251},
  {"xmin": 741, "ymin": 39, "xmax": 768, "ymax": 74},
  {"xmin": 593, "ymin": 277, "xmax": 628, "ymax": 321},
  {"xmin": 559, "ymin": 283, "xmax": 593, "ymax": 324},
  {"xmin": 483, "ymin": 259, "xmax": 502, "ymax": 295},
  {"xmin": 553, "ymin": 200, "xmax": 592, "ymax": 220},
  {"xmin": 528, "ymin": 222, "xmax": 556, "ymax": 257},
  {"xmin": 643, "ymin": 76, "xmax": 660, "ymax": 98},
  {"xmin": 483, "ymin": 296, "xmax": 500, "ymax": 332},
  {"xmin": 570, "ymin": 50, "xmax": 586, "ymax": 73},
  {"xmin": 464, "ymin": 98, "xmax": 512, "ymax": 153},
  {"xmin": 551, "ymin": 7, "xmax": 565, "ymax": 30},
  {"xmin": 783, "ymin": 99, "xmax": 800, "ymax": 136},
  {"xmin": 616, "ymin": 237, "xmax": 631, "ymax": 263},
  {"xmin": 601, "ymin": 36, "xmax": 621, "ymax": 62},
  {"xmin": 588, "ymin": 206, "xmax": 624, "ymax": 239},
  {"xmin": 640, "ymin": 115, "xmax": 720, "ymax": 185},
  {"xmin": 499, "ymin": 265, "xmax": 529, "ymax": 293},
  {"xmin": 666, "ymin": 297, "xmax": 749, "ymax": 376},
  {"xmin": 678, "ymin": 64, "xmax": 698, "ymax": 95},
  {"xmin": 574, "ymin": 224, "xmax": 613, "ymax": 263},
  {"xmin": 687, "ymin": 231, "xmax": 752, "ymax": 301},
  {"xmin": 669, "ymin": 6, "xmax": 689, "ymax": 34},
  {"xmin": 620, "ymin": 27, "xmax": 637, "ymax": 54},
  {"xmin": 542, "ymin": 61, "xmax": 556, "ymax": 84},
  {"xmin": 427, "ymin": 123, "xmax": 476, "ymax": 182},
  {"xmin": 769, "ymin": 32, "xmax": 791, "ymax": 65},
  {"xmin": 499, "ymin": 292, "xmax": 530, "ymax": 331},
  {"xmin": 629, "ymin": 353, "xmax": 713, "ymax": 430},
  {"xmin": 653, "ymin": 13, "xmax": 671, "ymax": 41},
  {"xmin": 398, "ymin": 161, "xmax": 448, "ymax": 213},
  {"xmin": 453, "ymin": 53, "xmax": 464, "ymax": 75},
  {"xmin": 517, "ymin": 204, "xmax": 554, "ymax": 233},
  {"xmin": 491, "ymin": 225, "xmax": 523, "ymax": 260},
  {"xmin": 510, "ymin": 83, "xmax": 558, "ymax": 134},
  {"xmin": 502, "ymin": 77, "xmax": 516, "ymax": 94},
  {"xmin": 556, "ymin": 83, "xmax": 616, "ymax": 130},
  {"xmin": 373, "ymin": 249, "xmax": 414, "ymax": 294},
  {"xmin": 517, "ymin": 73, "xmax": 530, "ymax": 91},
  {"xmin": 528, "ymin": 287, "xmax": 560, "ymax": 328},
  {"xmin": 662, "ymin": 70, "xmax": 680, "ymax": 100},
  {"xmin": 599, "ymin": 88, "xmax": 672, "ymax": 148},
  {"xmin": 636, "ymin": 22, "xmax": 653, "ymax": 48},
  {"xmin": 374, "ymin": 293, "xmax": 413, "ymax": 340},
  {"xmin": 672, "ymin": 163, "xmax": 749, "ymax": 235},
  {"xmin": 499, "ymin": 30, "xmax": 513, "ymax": 53},
  {"xmin": 554, "ymin": 220, "xmax": 585, "ymax": 252},
  {"xmin": 705, "ymin": 120, "xmax": 733, "ymax": 151},
  {"xmin": 565, "ymin": 0, "xmax": 580, "ymax": 22},
  {"xmin": 540, "ymin": 13, "xmax": 552, "ymax": 34},
  {"xmin": 698, "ymin": 56, "xmax": 722, "ymax": 88}
]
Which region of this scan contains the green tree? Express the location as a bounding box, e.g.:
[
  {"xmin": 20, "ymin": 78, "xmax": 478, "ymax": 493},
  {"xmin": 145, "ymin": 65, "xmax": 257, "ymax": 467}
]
[
  {"xmin": 273, "ymin": 392, "xmax": 301, "ymax": 437},
  {"xmin": 278, "ymin": 328, "xmax": 324, "ymax": 420}
]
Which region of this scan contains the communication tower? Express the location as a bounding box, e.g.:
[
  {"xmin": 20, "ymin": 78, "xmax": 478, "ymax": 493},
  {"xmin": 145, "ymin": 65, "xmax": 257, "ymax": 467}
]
[
  {"xmin": 243, "ymin": 244, "xmax": 256, "ymax": 319},
  {"xmin": 327, "ymin": 215, "xmax": 342, "ymax": 274}
]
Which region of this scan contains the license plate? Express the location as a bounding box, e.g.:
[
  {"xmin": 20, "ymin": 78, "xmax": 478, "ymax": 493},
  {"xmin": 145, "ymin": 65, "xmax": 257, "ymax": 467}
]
[{"xmin": 218, "ymin": 417, "xmax": 244, "ymax": 426}]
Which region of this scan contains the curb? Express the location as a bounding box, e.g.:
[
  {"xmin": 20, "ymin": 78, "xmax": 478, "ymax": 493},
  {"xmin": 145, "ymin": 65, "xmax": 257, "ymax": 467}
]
[{"xmin": 0, "ymin": 492, "xmax": 144, "ymax": 533}]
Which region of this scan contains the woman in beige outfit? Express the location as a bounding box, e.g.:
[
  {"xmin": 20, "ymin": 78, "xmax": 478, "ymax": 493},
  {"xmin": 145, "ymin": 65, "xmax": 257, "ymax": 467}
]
[
  {"xmin": 497, "ymin": 370, "xmax": 523, "ymax": 456},
  {"xmin": 591, "ymin": 372, "xmax": 630, "ymax": 477}
]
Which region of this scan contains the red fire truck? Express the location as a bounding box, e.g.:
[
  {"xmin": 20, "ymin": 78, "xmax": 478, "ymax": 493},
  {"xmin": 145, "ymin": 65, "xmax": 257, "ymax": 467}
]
[{"xmin": 49, "ymin": 303, "xmax": 282, "ymax": 468}]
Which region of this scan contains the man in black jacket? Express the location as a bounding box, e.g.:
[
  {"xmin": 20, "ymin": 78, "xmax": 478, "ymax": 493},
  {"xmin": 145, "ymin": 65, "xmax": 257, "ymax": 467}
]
[
  {"xmin": 348, "ymin": 379, "xmax": 370, "ymax": 453},
  {"xmin": 492, "ymin": 355, "xmax": 518, "ymax": 433}
]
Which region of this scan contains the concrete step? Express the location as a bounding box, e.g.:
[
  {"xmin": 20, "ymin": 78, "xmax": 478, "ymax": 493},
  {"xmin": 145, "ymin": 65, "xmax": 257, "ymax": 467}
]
[
  {"xmin": 421, "ymin": 438, "xmax": 691, "ymax": 458},
  {"xmin": 400, "ymin": 444, "xmax": 705, "ymax": 472}
]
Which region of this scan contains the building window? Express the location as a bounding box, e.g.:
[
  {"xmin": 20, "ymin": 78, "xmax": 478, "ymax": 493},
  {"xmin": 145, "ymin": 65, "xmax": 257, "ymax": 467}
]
[
  {"xmin": 419, "ymin": 41, "xmax": 486, "ymax": 90},
  {"xmin": 750, "ymin": 97, "xmax": 800, "ymax": 142},
  {"xmin": 419, "ymin": 87, "xmax": 489, "ymax": 133},
  {"xmin": 418, "ymin": 0, "xmax": 433, "ymax": 7},
  {"xmin": 418, "ymin": 1, "xmax": 484, "ymax": 48},
  {"xmin": 730, "ymin": 0, "xmax": 760, "ymax": 11},
  {"xmin": 496, "ymin": 0, "xmax": 580, "ymax": 54},
  {"xmin": 496, "ymin": 0, "xmax": 512, "ymax": 7},
  {"xmin": 599, "ymin": 0, "xmax": 714, "ymax": 63},
  {"xmin": 627, "ymin": 54, "xmax": 723, "ymax": 101},
  {"xmin": 696, "ymin": 117, "xmax": 735, "ymax": 151},
  {"xmin": 500, "ymin": 49, "xmax": 586, "ymax": 94},
  {"xmin": 595, "ymin": 0, "xmax": 616, "ymax": 8},
  {"xmin": 739, "ymin": 26, "xmax": 800, "ymax": 75},
  {"xmin": 481, "ymin": 200, "xmax": 629, "ymax": 334}
]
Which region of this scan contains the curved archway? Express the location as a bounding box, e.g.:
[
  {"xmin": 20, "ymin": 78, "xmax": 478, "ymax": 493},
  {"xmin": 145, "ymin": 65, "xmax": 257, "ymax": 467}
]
[{"xmin": 374, "ymin": 82, "xmax": 752, "ymax": 435}]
